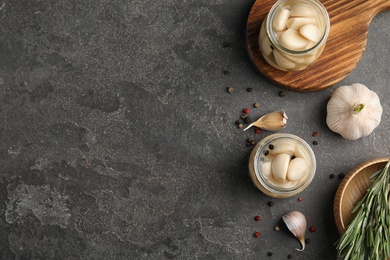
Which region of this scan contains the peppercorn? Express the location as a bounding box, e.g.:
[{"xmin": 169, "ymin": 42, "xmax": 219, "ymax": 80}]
[
  {"xmin": 329, "ymin": 173, "xmax": 335, "ymax": 179},
  {"xmin": 312, "ymin": 140, "xmax": 318, "ymax": 145},
  {"xmin": 312, "ymin": 131, "xmax": 319, "ymax": 137},
  {"xmin": 287, "ymin": 254, "xmax": 293, "ymax": 259},
  {"xmin": 254, "ymin": 215, "xmax": 261, "ymax": 221},
  {"xmin": 269, "ymin": 144, "xmax": 274, "ymax": 150},
  {"xmin": 227, "ymin": 87, "xmax": 233, "ymax": 93},
  {"xmin": 264, "ymin": 150, "xmax": 269, "ymax": 156},
  {"xmin": 305, "ymin": 238, "xmax": 311, "ymax": 244},
  {"xmin": 255, "ymin": 128, "xmax": 261, "ymax": 134},
  {"xmin": 254, "ymin": 232, "xmax": 260, "ymax": 237},
  {"xmin": 254, "ymin": 102, "xmax": 260, "ymax": 108},
  {"xmin": 339, "ymin": 173, "xmax": 345, "ymax": 179},
  {"xmin": 298, "ymin": 197, "xmax": 302, "ymax": 202},
  {"xmin": 223, "ymin": 70, "xmax": 229, "ymax": 75},
  {"xmin": 223, "ymin": 42, "xmax": 230, "ymax": 48},
  {"xmin": 268, "ymin": 201, "xmax": 275, "ymax": 207},
  {"xmin": 251, "ymin": 140, "xmax": 255, "ymax": 145},
  {"xmin": 274, "ymin": 226, "xmax": 280, "ymax": 231},
  {"xmin": 243, "ymin": 108, "xmax": 250, "ymax": 114},
  {"xmin": 247, "ymin": 87, "xmax": 253, "ymax": 92},
  {"xmin": 279, "ymin": 91, "xmax": 286, "ymax": 97},
  {"xmin": 267, "ymin": 252, "xmax": 273, "ymax": 256},
  {"xmin": 241, "ymin": 115, "xmax": 247, "ymax": 120},
  {"xmin": 244, "ymin": 117, "xmax": 251, "ymax": 124},
  {"xmin": 309, "ymin": 226, "xmax": 316, "ymax": 232},
  {"xmin": 247, "ymin": 138, "xmax": 253, "ymax": 143},
  {"xmin": 238, "ymin": 123, "xmax": 243, "ymax": 128},
  {"xmin": 235, "ymin": 120, "xmax": 240, "ymax": 126}
]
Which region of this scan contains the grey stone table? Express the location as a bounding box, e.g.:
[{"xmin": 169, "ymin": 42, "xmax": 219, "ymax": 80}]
[{"xmin": 1, "ymin": 0, "xmax": 389, "ymax": 259}]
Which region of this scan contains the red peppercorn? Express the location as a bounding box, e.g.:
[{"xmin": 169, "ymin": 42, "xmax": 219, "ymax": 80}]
[
  {"xmin": 312, "ymin": 131, "xmax": 319, "ymax": 137},
  {"xmin": 254, "ymin": 215, "xmax": 261, "ymax": 221},
  {"xmin": 309, "ymin": 226, "xmax": 316, "ymax": 232},
  {"xmin": 254, "ymin": 232, "xmax": 260, "ymax": 237},
  {"xmin": 255, "ymin": 128, "xmax": 261, "ymax": 134},
  {"xmin": 298, "ymin": 197, "xmax": 302, "ymax": 202},
  {"xmin": 243, "ymin": 108, "xmax": 250, "ymax": 114}
]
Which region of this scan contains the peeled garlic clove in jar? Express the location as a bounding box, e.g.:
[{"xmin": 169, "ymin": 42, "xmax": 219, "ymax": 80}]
[
  {"xmin": 273, "ymin": 7, "xmax": 291, "ymax": 31},
  {"xmin": 287, "ymin": 158, "xmax": 308, "ymax": 181},
  {"xmin": 279, "ymin": 29, "xmax": 309, "ymax": 51},
  {"xmin": 269, "ymin": 142, "xmax": 295, "ymax": 156},
  {"xmin": 286, "ymin": 17, "xmax": 316, "ymax": 30},
  {"xmin": 273, "ymin": 49, "xmax": 296, "ymax": 69},
  {"xmin": 272, "ymin": 153, "xmax": 290, "ymax": 183},
  {"xmin": 290, "ymin": 4, "xmax": 317, "ymax": 17},
  {"xmin": 261, "ymin": 160, "xmax": 273, "ymax": 179},
  {"xmin": 282, "ymin": 210, "xmax": 307, "ymax": 251},
  {"xmin": 300, "ymin": 24, "xmax": 321, "ymax": 42},
  {"xmin": 261, "ymin": 36, "xmax": 274, "ymax": 57}
]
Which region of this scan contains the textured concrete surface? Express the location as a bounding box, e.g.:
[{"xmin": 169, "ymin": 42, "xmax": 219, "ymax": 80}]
[{"xmin": 1, "ymin": 0, "xmax": 389, "ymax": 259}]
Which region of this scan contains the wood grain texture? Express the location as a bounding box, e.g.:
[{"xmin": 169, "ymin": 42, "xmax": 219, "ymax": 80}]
[
  {"xmin": 246, "ymin": 0, "xmax": 390, "ymax": 92},
  {"xmin": 333, "ymin": 158, "xmax": 390, "ymax": 234}
]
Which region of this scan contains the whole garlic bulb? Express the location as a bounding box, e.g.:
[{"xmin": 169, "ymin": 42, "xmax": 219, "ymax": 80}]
[{"xmin": 326, "ymin": 83, "xmax": 382, "ymax": 140}]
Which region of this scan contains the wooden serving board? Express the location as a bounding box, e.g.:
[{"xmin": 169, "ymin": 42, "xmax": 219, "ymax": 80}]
[{"xmin": 246, "ymin": 0, "xmax": 390, "ymax": 92}]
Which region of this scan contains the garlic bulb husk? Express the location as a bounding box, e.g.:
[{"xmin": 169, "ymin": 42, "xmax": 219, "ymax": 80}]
[
  {"xmin": 244, "ymin": 111, "xmax": 288, "ymax": 131},
  {"xmin": 282, "ymin": 210, "xmax": 307, "ymax": 251},
  {"xmin": 326, "ymin": 83, "xmax": 382, "ymax": 140}
]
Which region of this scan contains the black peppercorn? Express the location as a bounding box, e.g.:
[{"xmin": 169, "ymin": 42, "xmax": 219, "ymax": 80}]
[
  {"xmin": 269, "ymin": 144, "xmax": 274, "ymax": 150},
  {"xmin": 279, "ymin": 91, "xmax": 286, "ymax": 97},
  {"xmin": 329, "ymin": 173, "xmax": 335, "ymax": 179},
  {"xmin": 268, "ymin": 201, "xmax": 275, "ymax": 207},
  {"xmin": 247, "ymin": 87, "xmax": 253, "ymax": 92},
  {"xmin": 264, "ymin": 150, "xmax": 269, "ymax": 156},
  {"xmin": 267, "ymin": 252, "xmax": 273, "ymax": 256}
]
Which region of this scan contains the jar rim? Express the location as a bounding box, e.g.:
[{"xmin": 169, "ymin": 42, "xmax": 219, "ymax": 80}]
[
  {"xmin": 253, "ymin": 133, "xmax": 316, "ymax": 195},
  {"xmin": 266, "ymin": 0, "xmax": 330, "ymax": 55}
]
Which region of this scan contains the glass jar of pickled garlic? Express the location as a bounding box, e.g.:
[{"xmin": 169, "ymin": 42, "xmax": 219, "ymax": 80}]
[
  {"xmin": 249, "ymin": 133, "xmax": 316, "ymax": 198},
  {"xmin": 259, "ymin": 0, "xmax": 330, "ymax": 71}
]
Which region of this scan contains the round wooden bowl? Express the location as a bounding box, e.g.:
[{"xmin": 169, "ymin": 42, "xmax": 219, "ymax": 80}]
[{"xmin": 334, "ymin": 158, "xmax": 390, "ymax": 234}]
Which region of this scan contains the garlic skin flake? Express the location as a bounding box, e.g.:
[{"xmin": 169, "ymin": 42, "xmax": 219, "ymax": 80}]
[
  {"xmin": 282, "ymin": 210, "xmax": 307, "ymax": 251},
  {"xmin": 326, "ymin": 83, "xmax": 382, "ymax": 140}
]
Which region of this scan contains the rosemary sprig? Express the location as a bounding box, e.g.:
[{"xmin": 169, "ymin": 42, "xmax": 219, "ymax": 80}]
[{"xmin": 337, "ymin": 160, "xmax": 390, "ymax": 260}]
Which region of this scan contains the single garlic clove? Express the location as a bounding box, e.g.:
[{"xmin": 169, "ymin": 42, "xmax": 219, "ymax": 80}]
[
  {"xmin": 244, "ymin": 111, "xmax": 288, "ymax": 131},
  {"xmin": 299, "ymin": 24, "xmax": 321, "ymax": 43},
  {"xmin": 282, "ymin": 211, "xmax": 307, "ymax": 251},
  {"xmin": 286, "ymin": 17, "xmax": 316, "ymax": 30},
  {"xmin": 287, "ymin": 157, "xmax": 308, "ymax": 181},
  {"xmin": 272, "ymin": 153, "xmax": 291, "ymax": 183},
  {"xmin": 261, "ymin": 36, "xmax": 273, "ymax": 57},
  {"xmin": 269, "ymin": 142, "xmax": 295, "ymax": 156},
  {"xmin": 273, "ymin": 49, "xmax": 296, "ymax": 70},
  {"xmin": 290, "ymin": 4, "xmax": 317, "ymax": 17},
  {"xmin": 279, "ymin": 29, "xmax": 310, "ymax": 51},
  {"xmin": 273, "ymin": 8, "xmax": 291, "ymax": 31},
  {"xmin": 261, "ymin": 160, "xmax": 273, "ymax": 179}
]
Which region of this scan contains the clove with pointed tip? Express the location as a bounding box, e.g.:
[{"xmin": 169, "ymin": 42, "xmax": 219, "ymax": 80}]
[{"xmin": 244, "ymin": 111, "xmax": 288, "ymax": 131}]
